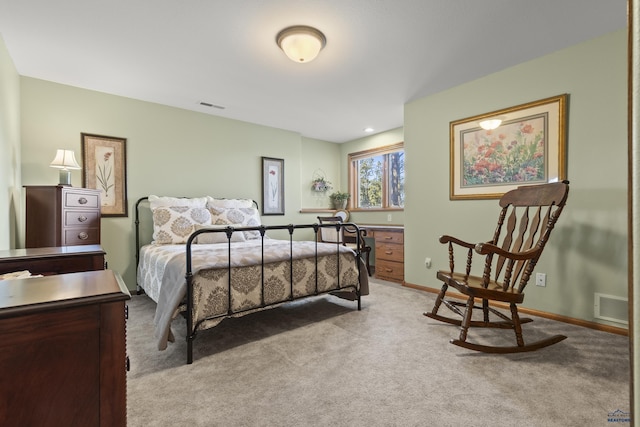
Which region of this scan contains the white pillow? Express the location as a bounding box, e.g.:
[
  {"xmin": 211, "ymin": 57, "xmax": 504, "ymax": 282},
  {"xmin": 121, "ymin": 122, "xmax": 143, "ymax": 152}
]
[
  {"xmin": 209, "ymin": 206, "xmax": 262, "ymax": 240},
  {"xmin": 206, "ymin": 197, "xmax": 254, "ymax": 209},
  {"xmin": 149, "ymin": 195, "xmax": 208, "ymax": 209},
  {"xmin": 151, "ymin": 206, "xmax": 212, "ymax": 244},
  {"xmin": 194, "ymin": 224, "xmax": 246, "ymax": 244}
]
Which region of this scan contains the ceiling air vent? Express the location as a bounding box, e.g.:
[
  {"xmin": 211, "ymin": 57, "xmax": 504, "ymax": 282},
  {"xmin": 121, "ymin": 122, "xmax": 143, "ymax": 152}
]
[{"xmin": 199, "ymin": 101, "xmax": 225, "ymax": 109}]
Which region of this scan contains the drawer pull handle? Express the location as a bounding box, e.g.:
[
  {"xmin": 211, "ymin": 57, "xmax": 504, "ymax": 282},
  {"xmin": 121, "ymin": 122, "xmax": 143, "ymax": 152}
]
[
  {"xmin": 385, "ymin": 250, "xmax": 393, "ymax": 255},
  {"xmin": 78, "ymin": 215, "xmax": 88, "ymax": 222},
  {"xmin": 78, "ymin": 232, "xmax": 89, "ymax": 240},
  {"xmin": 78, "ymin": 197, "xmax": 88, "ymax": 205},
  {"xmin": 384, "ymin": 236, "xmax": 393, "ymax": 240},
  {"xmin": 385, "ymin": 268, "xmax": 393, "ymax": 272}
]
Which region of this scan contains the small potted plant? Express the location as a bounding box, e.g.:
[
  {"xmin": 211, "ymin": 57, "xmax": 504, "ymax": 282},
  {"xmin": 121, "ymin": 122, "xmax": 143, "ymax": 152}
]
[
  {"xmin": 329, "ymin": 191, "xmax": 350, "ymax": 209},
  {"xmin": 311, "ymin": 177, "xmax": 332, "ymax": 192}
]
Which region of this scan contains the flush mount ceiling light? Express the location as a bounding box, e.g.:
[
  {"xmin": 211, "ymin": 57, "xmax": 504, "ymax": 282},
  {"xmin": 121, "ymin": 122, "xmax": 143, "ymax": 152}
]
[
  {"xmin": 276, "ymin": 25, "xmax": 326, "ymax": 63},
  {"xmin": 479, "ymin": 118, "xmax": 503, "ymax": 130}
]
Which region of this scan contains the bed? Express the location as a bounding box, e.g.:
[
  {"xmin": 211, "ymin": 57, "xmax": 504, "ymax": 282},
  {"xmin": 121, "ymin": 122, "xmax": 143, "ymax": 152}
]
[{"xmin": 135, "ymin": 195, "xmax": 369, "ymax": 364}]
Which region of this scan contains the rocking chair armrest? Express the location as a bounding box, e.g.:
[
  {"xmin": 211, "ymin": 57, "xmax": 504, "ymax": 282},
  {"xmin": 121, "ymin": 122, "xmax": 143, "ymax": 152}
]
[
  {"xmin": 438, "ymin": 235, "xmax": 477, "ymax": 249},
  {"xmin": 474, "ymin": 242, "xmax": 542, "ymax": 260}
]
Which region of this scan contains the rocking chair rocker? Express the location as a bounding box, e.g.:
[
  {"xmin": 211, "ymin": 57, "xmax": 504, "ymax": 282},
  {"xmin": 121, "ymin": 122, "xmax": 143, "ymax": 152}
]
[{"xmin": 424, "ymin": 180, "xmax": 570, "ymax": 353}]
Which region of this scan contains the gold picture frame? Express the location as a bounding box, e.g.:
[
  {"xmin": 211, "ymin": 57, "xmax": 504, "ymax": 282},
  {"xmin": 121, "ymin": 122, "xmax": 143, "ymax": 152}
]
[
  {"xmin": 450, "ymin": 94, "xmax": 568, "ymax": 200},
  {"xmin": 81, "ymin": 133, "xmax": 128, "ymax": 217}
]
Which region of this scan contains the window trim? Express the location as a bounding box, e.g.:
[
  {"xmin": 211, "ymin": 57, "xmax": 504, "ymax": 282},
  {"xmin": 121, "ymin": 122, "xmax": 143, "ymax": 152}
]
[{"xmin": 348, "ymin": 142, "xmax": 404, "ymax": 211}]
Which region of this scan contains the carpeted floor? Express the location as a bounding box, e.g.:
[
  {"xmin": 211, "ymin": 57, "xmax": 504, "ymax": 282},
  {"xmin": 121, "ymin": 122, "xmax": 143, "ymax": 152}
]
[{"xmin": 126, "ymin": 279, "xmax": 630, "ymax": 426}]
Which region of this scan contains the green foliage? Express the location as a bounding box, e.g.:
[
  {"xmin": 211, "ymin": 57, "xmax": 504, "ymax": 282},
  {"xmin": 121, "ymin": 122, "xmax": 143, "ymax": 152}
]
[
  {"xmin": 358, "ymin": 156, "xmax": 383, "ymax": 207},
  {"xmin": 329, "ymin": 191, "xmax": 350, "ymax": 201}
]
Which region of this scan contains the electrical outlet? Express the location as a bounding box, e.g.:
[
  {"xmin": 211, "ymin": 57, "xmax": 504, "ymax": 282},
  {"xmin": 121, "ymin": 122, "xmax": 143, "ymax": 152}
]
[
  {"xmin": 425, "ymin": 257, "xmax": 432, "ymax": 269},
  {"xmin": 387, "ymin": 213, "xmax": 392, "ymax": 222},
  {"xmin": 535, "ymin": 273, "xmax": 546, "ymax": 287}
]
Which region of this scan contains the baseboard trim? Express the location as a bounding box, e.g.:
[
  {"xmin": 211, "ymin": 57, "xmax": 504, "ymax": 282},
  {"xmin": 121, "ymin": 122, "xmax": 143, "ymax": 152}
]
[{"xmin": 403, "ymin": 281, "xmax": 629, "ymax": 337}]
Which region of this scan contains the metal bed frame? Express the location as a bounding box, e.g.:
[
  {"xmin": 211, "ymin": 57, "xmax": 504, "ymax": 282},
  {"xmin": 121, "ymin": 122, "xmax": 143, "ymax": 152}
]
[{"xmin": 134, "ymin": 196, "xmax": 364, "ymax": 364}]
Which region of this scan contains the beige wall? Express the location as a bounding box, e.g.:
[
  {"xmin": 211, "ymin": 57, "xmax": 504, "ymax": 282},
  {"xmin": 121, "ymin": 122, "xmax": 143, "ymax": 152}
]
[
  {"xmin": 19, "ymin": 78, "xmax": 342, "ymax": 287},
  {"xmin": 0, "ymin": 36, "xmax": 21, "ymax": 250},
  {"xmin": 404, "ymin": 29, "xmax": 628, "ymax": 326}
]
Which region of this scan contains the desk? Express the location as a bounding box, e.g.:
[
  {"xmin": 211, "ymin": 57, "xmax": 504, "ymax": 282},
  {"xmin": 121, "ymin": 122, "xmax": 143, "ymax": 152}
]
[{"xmin": 355, "ymin": 225, "xmax": 404, "ymax": 283}]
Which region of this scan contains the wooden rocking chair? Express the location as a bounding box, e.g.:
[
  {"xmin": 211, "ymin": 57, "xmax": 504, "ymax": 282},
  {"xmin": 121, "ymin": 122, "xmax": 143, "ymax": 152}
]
[{"xmin": 424, "ymin": 180, "xmax": 570, "ymax": 353}]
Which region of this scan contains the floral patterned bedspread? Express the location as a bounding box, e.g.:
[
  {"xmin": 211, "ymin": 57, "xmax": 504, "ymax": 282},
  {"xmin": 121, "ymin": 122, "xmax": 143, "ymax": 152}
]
[{"xmin": 138, "ymin": 239, "xmax": 368, "ymax": 350}]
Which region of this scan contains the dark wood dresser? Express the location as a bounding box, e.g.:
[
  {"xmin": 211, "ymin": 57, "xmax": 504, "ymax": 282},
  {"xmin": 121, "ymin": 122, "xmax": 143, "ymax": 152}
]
[
  {"xmin": 0, "ymin": 269, "xmax": 130, "ymax": 426},
  {"xmin": 25, "ymin": 185, "xmax": 101, "ymax": 248},
  {"xmin": 0, "ymin": 245, "xmax": 106, "ymax": 275}
]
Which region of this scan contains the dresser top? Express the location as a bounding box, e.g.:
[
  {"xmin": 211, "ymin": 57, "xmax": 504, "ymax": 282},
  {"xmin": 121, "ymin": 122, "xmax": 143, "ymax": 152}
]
[
  {"xmin": 0, "ymin": 270, "xmax": 130, "ymax": 318},
  {"xmin": 0, "ymin": 245, "xmax": 105, "ymax": 261}
]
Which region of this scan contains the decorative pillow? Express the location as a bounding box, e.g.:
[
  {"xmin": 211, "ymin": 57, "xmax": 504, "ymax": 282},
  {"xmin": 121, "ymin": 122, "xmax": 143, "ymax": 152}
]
[
  {"xmin": 151, "ymin": 206, "xmax": 212, "ymax": 244},
  {"xmin": 149, "ymin": 195, "xmax": 208, "ymax": 209},
  {"xmin": 209, "ymin": 206, "xmax": 262, "ymax": 240},
  {"xmin": 206, "ymin": 197, "xmax": 254, "ymax": 209},
  {"xmin": 194, "ymin": 224, "xmax": 246, "ymax": 244}
]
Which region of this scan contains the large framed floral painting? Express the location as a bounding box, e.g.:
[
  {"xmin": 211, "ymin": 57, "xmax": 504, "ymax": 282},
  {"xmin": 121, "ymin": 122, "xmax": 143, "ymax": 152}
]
[
  {"xmin": 81, "ymin": 133, "xmax": 128, "ymax": 216},
  {"xmin": 262, "ymin": 156, "xmax": 285, "ymax": 215},
  {"xmin": 450, "ymin": 94, "xmax": 568, "ymax": 200}
]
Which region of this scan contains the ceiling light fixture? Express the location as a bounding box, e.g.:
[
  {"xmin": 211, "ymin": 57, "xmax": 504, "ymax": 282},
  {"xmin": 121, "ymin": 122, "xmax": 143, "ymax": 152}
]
[
  {"xmin": 364, "ymin": 127, "xmax": 375, "ymax": 133},
  {"xmin": 276, "ymin": 25, "xmax": 326, "ymax": 63},
  {"xmin": 478, "ymin": 118, "xmax": 503, "ymax": 130}
]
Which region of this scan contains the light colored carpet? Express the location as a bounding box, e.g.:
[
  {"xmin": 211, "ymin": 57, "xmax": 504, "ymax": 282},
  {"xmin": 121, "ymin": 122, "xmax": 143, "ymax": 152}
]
[{"xmin": 126, "ymin": 279, "xmax": 630, "ymax": 426}]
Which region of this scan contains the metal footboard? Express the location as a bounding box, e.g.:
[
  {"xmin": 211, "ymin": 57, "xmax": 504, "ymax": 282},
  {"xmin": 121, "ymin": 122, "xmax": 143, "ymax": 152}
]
[{"xmin": 134, "ymin": 197, "xmax": 364, "ymax": 365}]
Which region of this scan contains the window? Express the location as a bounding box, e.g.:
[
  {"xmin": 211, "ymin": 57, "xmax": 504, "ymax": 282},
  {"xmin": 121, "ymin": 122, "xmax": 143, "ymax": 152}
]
[{"xmin": 348, "ymin": 142, "xmax": 404, "ymax": 210}]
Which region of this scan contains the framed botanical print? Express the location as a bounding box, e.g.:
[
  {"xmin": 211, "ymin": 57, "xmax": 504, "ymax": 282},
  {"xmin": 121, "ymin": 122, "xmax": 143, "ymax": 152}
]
[
  {"xmin": 262, "ymin": 157, "xmax": 284, "ymax": 215},
  {"xmin": 81, "ymin": 133, "xmax": 128, "ymax": 216}
]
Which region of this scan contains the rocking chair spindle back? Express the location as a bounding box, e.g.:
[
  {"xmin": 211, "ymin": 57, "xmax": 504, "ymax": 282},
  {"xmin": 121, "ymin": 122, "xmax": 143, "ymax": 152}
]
[{"xmin": 425, "ymin": 180, "xmax": 570, "ymax": 353}]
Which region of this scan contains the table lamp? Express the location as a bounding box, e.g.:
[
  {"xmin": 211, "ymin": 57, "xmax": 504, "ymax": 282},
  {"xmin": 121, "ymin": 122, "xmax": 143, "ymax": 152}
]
[{"xmin": 50, "ymin": 149, "xmax": 81, "ymax": 186}]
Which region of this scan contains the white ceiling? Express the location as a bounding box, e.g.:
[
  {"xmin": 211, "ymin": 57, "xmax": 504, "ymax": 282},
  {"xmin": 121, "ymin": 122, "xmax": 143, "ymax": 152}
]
[{"xmin": 0, "ymin": 0, "xmax": 628, "ymax": 143}]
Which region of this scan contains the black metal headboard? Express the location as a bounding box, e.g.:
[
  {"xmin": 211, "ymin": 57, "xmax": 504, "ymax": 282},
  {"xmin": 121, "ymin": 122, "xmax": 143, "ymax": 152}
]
[{"xmin": 134, "ymin": 196, "xmax": 259, "ymax": 268}]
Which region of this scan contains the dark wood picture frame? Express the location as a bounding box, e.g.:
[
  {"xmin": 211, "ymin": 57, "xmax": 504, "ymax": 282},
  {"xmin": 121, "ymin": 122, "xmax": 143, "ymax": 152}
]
[
  {"xmin": 261, "ymin": 157, "xmax": 285, "ymax": 215},
  {"xmin": 81, "ymin": 133, "xmax": 128, "ymax": 217}
]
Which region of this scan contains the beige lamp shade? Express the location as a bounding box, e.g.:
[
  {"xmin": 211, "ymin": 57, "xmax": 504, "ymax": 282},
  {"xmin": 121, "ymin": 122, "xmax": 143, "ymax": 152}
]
[
  {"xmin": 50, "ymin": 149, "xmax": 81, "ymax": 186},
  {"xmin": 276, "ymin": 26, "xmax": 326, "ymax": 63}
]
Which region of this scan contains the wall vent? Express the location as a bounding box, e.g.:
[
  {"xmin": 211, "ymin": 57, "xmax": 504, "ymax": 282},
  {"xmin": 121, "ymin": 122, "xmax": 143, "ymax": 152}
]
[{"xmin": 594, "ymin": 293, "xmax": 628, "ymax": 325}]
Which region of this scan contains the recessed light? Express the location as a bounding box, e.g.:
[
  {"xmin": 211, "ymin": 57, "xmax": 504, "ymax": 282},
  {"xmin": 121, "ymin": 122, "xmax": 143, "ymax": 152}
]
[
  {"xmin": 363, "ymin": 127, "xmax": 374, "ymax": 133},
  {"xmin": 199, "ymin": 101, "xmax": 226, "ymax": 109}
]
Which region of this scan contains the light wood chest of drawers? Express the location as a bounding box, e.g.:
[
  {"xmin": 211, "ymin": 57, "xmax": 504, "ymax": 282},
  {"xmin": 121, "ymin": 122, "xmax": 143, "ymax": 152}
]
[
  {"xmin": 369, "ymin": 227, "xmax": 404, "ymax": 283},
  {"xmin": 25, "ymin": 185, "xmax": 101, "ymax": 248}
]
